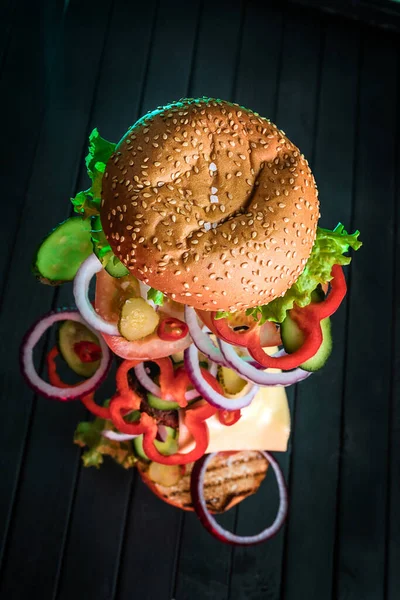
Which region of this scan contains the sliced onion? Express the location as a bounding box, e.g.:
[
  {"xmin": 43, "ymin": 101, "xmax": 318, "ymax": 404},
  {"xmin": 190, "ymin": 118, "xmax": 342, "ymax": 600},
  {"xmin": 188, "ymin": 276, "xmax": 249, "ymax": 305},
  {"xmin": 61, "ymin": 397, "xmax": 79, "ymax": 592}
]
[
  {"xmin": 218, "ymin": 339, "xmax": 312, "ymax": 386},
  {"xmin": 156, "ymin": 424, "xmax": 168, "ymax": 442},
  {"xmin": 139, "ymin": 280, "xmax": 156, "ymax": 310},
  {"xmin": 184, "ymin": 343, "xmax": 259, "ymax": 410},
  {"xmin": 184, "ymin": 306, "xmax": 226, "ymax": 365},
  {"xmin": 74, "ymin": 254, "xmax": 119, "ymax": 335},
  {"xmin": 20, "ymin": 309, "xmax": 112, "ymax": 401},
  {"xmin": 134, "ymin": 361, "xmax": 201, "ymax": 403},
  {"xmin": 102, "ymin": 430, "xmax": 137, "ymax": 441},
  {"xmin": 191, "ymin": 451, "xmax": 288, "ymax": 545}
]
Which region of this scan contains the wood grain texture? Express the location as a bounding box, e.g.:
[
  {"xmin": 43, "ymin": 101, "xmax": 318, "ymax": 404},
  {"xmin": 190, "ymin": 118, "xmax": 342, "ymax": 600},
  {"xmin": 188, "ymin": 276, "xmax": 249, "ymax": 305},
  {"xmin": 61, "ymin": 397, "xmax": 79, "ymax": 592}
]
[
  {"xmin": 0, "ymin": 2, "xmax": 399, "ymax": 600},
  {"xmin": 281, "ymin": 16, "xmax": 361, "ymax": 600},
  {"xmin": 334, "ymin": 27, "xmax": 398, "ymax": 600},
  {"xmin": 0, "ymin": 0, "xmax": 114, "ymax": 593},
  {"xmin": 0, "ymin": 0, "xmax": 66, "ymax": 294}
]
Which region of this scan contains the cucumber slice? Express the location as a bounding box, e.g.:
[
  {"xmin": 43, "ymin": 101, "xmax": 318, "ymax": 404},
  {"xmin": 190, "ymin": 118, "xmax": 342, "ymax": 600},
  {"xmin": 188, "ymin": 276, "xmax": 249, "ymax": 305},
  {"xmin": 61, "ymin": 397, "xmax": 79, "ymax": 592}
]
[
  {"xmin": 280, "ymin": 313, "xmax": 332, "ymax": 372},
  {"xmin": 147, "ymin": 393, "xmax": 180, "ymax": 411},
  {"xmin": 58, "ymin": 320, "xmax": 101, "ymax": 377},
  {"xmin": 133, "ymin": 426, "xmax": 178, "ymax": 461},
  {"xmin": 91, "ymin": 215, "xmax": 129, "ymax": 278},
  {"xmin": 33, "ymin": 217, "xmax": 92, "ymax": 284}
]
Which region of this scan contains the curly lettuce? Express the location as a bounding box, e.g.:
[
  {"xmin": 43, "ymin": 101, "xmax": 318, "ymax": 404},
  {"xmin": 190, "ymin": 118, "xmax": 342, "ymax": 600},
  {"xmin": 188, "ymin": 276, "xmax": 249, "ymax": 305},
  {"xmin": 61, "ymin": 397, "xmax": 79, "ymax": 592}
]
[
  {"xmin": 71, "ymin": 128, "xmax": 116, "ymax": 218},
  {"xmin": 151, "ymin": 225, "xmax": 361, "ymax": 322},
  {"xmin": 241, "ymin": 223, "xmax": 361, "ymax": 324},
  {"xmin": 74, "ymin": 408, "xmax": 139, "ymax": 469}
]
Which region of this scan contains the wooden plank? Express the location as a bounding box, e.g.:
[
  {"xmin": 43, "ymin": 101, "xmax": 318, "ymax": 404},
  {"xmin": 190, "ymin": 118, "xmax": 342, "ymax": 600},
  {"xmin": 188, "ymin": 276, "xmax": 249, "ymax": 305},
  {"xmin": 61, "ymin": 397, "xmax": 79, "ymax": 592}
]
[
  {"xmin": 0, "ymin": 0, "xmax": 65, "ymax": 291},
  {"xmin": 0, "ymin": 0, "xmax": 15, "ymax": 73},
  {"xmin": 228, "ymin": 6, "xmax": 323, "ymax": 600},
  {"xmin": 53, "ymin": 3, "xmax": 158, "ymax": 599},
  {"xmin": 334, "ymin": 27, "xmax": 397, "ymax": 600},
  {"xmin": 171, "ymin": 2, "xmax": 244, "ymax": 598},
  {"xmin": 227, "ymin": 2, "xmax": 286, "ymax": 599},
  {"xmin": 233, "ymin": 1, "xmax": 283, "ymax": 118},
  {"xmin": 0, "ymin": 1, "xmax": 114, "ymax": 596},
  {"xmin": 387, "ymin": 37, "xmax": 400, "ymax": 600},
  {"xmin": 110, "ymin": 3, "xmax": 201, "ymax": 600},
  {"xmin": 280, "ymin": 17, "xmax": 361, "ymax": 600}
]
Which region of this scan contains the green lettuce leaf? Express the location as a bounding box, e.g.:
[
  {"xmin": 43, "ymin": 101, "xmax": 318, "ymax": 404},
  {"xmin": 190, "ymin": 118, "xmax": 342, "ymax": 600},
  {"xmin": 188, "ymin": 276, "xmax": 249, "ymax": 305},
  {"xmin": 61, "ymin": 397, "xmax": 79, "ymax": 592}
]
[
  {"xmin": 71, "ymin": 129, "xmax": 116, "ymax": 218},
  {"xmin": 74, "ymin": 412, "xmax": 137, "ymax": 470},
  {"xmin": 245, "ymin": 223, "xmax": 362, "ymax": 324},
  {"xmin": 147, "ymin": 287, "xmax": 165, "ymax": 306}
]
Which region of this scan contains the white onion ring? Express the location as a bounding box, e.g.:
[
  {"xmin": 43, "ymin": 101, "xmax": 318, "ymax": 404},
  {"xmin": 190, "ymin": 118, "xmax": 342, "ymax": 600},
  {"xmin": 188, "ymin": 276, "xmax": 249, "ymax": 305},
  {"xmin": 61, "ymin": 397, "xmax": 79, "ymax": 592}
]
[
  {"xmin": 20, "ymin": 309, "xmax": 112, "ymax": 401},
  {"xmin": 218, "ymin": 339, "xmax": 312, "ymax": 386},
  {"xmin": 139, "ymin": 280, "xmax": 156, "ymax": 310},
  {"xmin": 190, "ymin": 451, "xmax": 288, "ymax": 545},
  {"xmin": 102, "ymin": 430, "xmax": 137, "ymax": 441},
  {"xmin": 74, "ymin": 254, "xmax": 119, "ymax": 335},
  {"xmin": 184, "ymin": 306, "xmax": 226, "ymax": 365},
  {"xmin": 184, "ymin": 343, "xmax": 259, "ymax": 410},
  {"xmin": 134, "ymin": 361, "xmax": 203, "ymax": 403}
]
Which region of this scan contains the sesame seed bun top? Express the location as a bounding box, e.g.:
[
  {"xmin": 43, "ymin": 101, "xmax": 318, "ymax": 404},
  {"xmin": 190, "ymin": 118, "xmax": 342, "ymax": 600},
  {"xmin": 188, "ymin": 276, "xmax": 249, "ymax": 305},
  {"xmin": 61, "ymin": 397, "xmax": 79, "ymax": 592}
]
[{"xmin": 101, "ymin": 98, "xmax": 319, "ymax": 312}]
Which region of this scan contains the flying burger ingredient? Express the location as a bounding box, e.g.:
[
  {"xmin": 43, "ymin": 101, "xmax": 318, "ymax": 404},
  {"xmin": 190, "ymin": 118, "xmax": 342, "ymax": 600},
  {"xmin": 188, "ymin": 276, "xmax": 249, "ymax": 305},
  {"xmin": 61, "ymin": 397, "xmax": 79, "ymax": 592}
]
[
  {"xmin": 133, "ymin": 427, "xmax": 178, "ymax": 461},
  {"xmin": 91, "ymin": 215, "xmax": 129, "ymax": 278},
  {"xmin": 245, "ymin": 224, "xmax": 362, "ymax": 324},
  {"xmin": 33, "ymin": 217, "xmax": 93, "ymax": 284},
  {"xmin": 118, "ymin": 297, "xmax": 160, "ymax": 341},
  {"xmin": 74, "ymin": 415, "xmax": 136, "ymax": 469},
  {"xmin": 58, "ymin": 320, "xmax": 102, "ymax": 377},
  {"xmin": 147, "ymin": 392, "xmax": 180, "ymax": 411},
  {"xmin": 218, "ymin": 366, "xmax": 247, "ymax": 396},
  {"xmin": 184, "ymin": 344, "xmax": 259, "ymax": 411},
  {"xmin": 148, "ymin": 463, "xmax": 182, "ymax": 487},
  {"xmin": 21, "ymin": 309, "xmax": 112, "ymax": 401},
  {"xmin": 101, "ymin": 99, "xmax": 320, "ymax": 312},
  {"xmin": 190, "ymin": 451, "xmax": 288, "ymax": 545},
  {"xmin": 157, "ymin": 317, "xmax": 189, "ymax": 342},
  {"xmin": 71, "ymin": 128, "xmax": 116, "ymax": 218},
  {"xmin": 280, "ymin": 314, "xmax": 332, "ymax": 372}
]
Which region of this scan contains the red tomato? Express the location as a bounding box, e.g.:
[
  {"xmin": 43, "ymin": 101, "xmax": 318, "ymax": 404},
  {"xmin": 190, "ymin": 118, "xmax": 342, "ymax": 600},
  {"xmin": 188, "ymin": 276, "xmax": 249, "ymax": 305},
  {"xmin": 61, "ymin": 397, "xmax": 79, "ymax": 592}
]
[{"xmin": 95, "ymin": 269, "xmax": 191, "ymax": 360}]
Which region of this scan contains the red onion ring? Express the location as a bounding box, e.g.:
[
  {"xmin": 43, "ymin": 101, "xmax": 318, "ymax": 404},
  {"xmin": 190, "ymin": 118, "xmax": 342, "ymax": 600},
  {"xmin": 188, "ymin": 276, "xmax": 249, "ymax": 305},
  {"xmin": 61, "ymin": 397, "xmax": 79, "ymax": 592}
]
[
  {"xmin": 184, "ymin": 306, "xmax": 226, "ymax": 365},
  {"xmin": 184, "ymin": 343, "xmax": 259, "ymax": 410},
  {"xmin": 20, "ymin": 309, "xmax": 112, "ymax": 401},
  {"xmin": 218, "ymin": 339, "xmax": 312, "ymax": 386},
  {"xmin": 190, "ymin": 451, "xmax": 288, "ymax": 545},
  {"xmin": 74, "ymin": 254, "xmax": 120, "ymax": 335}
]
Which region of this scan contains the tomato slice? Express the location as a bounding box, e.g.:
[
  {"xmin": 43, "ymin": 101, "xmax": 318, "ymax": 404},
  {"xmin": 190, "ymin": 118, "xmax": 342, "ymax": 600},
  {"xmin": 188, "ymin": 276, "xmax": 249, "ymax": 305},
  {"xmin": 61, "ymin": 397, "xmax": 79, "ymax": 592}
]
[{"xmin": 95, "ymin": 269, "xmax": 191, "ymax": 360}]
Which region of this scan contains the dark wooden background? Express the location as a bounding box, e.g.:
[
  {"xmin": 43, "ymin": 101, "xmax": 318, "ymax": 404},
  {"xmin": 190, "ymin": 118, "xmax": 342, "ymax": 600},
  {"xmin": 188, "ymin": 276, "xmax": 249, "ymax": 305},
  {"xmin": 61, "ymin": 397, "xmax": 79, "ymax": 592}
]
[{"xmin": 1, "ymin": 0, "xmax": 399, "ymax": 598}]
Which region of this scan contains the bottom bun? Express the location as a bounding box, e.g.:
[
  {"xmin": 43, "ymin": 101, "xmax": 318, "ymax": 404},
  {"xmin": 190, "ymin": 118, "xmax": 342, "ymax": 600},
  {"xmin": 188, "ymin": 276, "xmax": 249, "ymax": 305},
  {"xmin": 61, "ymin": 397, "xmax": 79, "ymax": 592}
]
[{"xmin": 137, "ymin": 451, "xmax": 269, "ymax": 514}]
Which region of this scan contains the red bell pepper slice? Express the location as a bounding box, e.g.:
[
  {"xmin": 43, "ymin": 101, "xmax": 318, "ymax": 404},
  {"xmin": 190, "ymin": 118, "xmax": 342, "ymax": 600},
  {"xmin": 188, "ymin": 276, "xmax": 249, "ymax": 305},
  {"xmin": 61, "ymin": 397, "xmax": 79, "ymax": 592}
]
[
  {"xmin": 141, "ymin": 370, "xmax": 223, "ymax": 465},
  {"xmin": 157, "ymin": 317, "xmax": 189, "ymax": 342},
  {"xmin": 109, "ymin": 394, "xmax": 156, "ymax": 436},
  {"xmin": 213, "ymin": 264, "xmax": 346, "ymax": 371},
  {"xmin": 46, "ymin": 346, "xmax": 111, "ymax": 420}
]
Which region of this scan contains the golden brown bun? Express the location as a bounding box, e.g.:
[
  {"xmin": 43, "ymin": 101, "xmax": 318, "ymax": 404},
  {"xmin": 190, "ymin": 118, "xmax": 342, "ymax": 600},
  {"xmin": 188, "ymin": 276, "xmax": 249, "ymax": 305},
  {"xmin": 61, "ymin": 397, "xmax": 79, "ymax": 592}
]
[
  {"xmin": 102, "ymin": 98, "xmax": 319, "ymax": 311},
  {"xmin": 137, "ymin": 450, "xmax": 268, "ymax": 514}
]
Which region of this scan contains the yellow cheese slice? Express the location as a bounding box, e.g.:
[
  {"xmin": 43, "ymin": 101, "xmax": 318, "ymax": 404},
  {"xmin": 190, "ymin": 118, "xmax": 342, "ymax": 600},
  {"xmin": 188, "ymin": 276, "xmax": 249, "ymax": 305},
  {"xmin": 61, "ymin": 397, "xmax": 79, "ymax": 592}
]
[{"xmin": 178, "ymin": 347, "xmax": 290, "ymax": 454}]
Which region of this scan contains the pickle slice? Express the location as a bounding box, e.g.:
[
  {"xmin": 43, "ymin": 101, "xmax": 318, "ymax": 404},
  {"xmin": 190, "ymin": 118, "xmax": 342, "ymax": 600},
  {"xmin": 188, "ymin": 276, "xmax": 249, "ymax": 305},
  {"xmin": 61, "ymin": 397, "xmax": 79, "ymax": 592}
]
[{"xmin": 118, "ymin": 297, "xmax": 160, "ymax": 341}]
